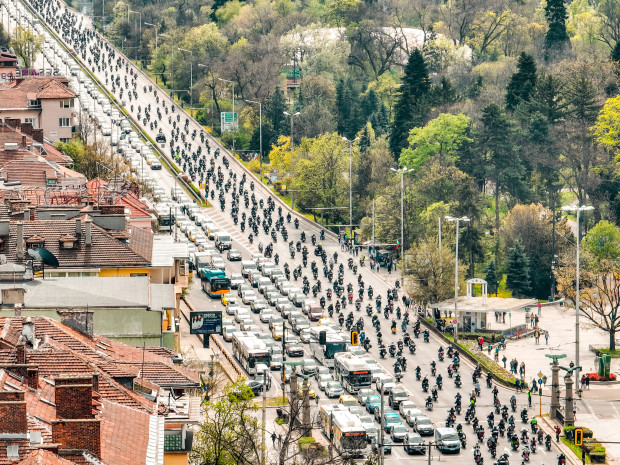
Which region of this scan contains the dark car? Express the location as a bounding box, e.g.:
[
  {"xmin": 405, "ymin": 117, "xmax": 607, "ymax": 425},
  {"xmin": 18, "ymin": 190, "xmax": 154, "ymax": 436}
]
[
  {"xmin": 404, "ymin": 433, "xmax": 426, "ymax": 454},
  {"xmin": 388, "ymin": 388, "xmax": 409, "ymax": 409},
  {"xmin": 240, "ymin": 380, "xmax": 264, "ymax": 397},
  {"xmin": 227, "ymin": 248, "xmax": 242, "ymax": 261},
  {"xmin": 372, "ymin": 437, "xmax": 392, "ymax": 455},
  {"xmin": 285, "ymin": 343, "xmax": 304, "ymax": 358}
]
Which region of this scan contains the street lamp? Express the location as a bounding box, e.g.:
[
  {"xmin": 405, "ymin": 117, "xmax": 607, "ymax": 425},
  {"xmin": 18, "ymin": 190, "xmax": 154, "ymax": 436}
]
[
  {"xmin": 561, "ymin": 204, "xmax": 595, "ymax": 393},
  {"xmin": 178, "ymin": 48, "xmax": 193, "ymax": 111},
  {"xmin": 218, "ymin": 78, "xmax": 235, "ymax": 152},
  {"xmin": 390, "ymin": 166, "xmax": 414, "ymax": 258},
  {"xmin": 245, "ymin": 99, "xmax": 263, "ymax": 183},
  {"xmin": 144, "ymin": 22, "xmax": 158, "ymax": 51},
  {"xmin": 343, "ymin": 136, "xmax": 360, "ymax": 240},
  {"xmin": 445, "ymin": 215, "xmax": 470, "ymax": 342},
  {"xmin": 128, "ymin": 10, "xmax": 141, "ymax": 62},
  {"xmin": 283, "ymin": 111, "xmax": 300, "ymax": 149}
]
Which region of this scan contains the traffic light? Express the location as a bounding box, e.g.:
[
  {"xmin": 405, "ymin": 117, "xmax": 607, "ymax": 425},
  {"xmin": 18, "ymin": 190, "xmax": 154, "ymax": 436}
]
[
  {"xmin": 351, "ymin": 331, "xmax": 359, "ymax": 346},
  {"xmin": 574, "ymin": 428, "xmax": 583, "ymax": 447}
]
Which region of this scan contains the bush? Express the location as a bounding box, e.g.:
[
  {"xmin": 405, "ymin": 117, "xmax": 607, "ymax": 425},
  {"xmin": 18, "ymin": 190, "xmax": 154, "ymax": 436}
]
[
  {"xmin": 583, "ymin": 440, "xmax": 602, "ymax": 454},
  {"xmin": 587, "ymin": 372, "xmax": 617, "ymax": 381},
  {"xmin": 590, "ymin": 446, "xmax": 606, "ymax": 463},
  {"xmin": 298, "ymin": 437, "xmax": 316, "ymax": 450}
]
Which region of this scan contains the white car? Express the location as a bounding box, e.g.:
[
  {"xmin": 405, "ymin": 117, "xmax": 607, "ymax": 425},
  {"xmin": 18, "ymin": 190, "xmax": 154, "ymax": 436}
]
[{"xmin": 325, "ymin": 381, "xmax": 345, "ymax": 398}]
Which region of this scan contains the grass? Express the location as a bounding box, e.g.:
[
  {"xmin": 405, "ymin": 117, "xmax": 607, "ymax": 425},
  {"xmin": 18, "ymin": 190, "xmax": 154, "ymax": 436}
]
[
  {"xmin": 561, "ymin": 437, "xmax": 591, "ymax": 463},
  {"xmin": 265, "ymin": 397, "xmax": 289, "ymax": 407},
  {"xmin": 598, "ymin": 349, "xmax": 620, "ymax": 358}
]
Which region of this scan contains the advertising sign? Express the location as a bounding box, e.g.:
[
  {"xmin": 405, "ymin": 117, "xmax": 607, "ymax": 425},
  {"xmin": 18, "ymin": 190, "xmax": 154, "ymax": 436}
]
[
  {"xmin": 189, "ymin": 310, "xmax": 223, "ymax": 335},
  {"xmin": 220, "ymin": 112, "xmax": 238, "ymax": 132}
]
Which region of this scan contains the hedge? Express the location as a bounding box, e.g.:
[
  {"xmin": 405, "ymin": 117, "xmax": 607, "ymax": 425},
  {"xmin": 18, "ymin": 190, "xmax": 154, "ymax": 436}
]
[{"xmin": 564, "ymin": 427, "xmax": 606, "ymax": 463}]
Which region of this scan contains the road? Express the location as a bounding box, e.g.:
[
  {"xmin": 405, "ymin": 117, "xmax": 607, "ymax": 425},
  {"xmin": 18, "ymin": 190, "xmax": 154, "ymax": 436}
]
[{"xmin": 0, "ymin": 0, "xmax": 567, "ymax": 463}]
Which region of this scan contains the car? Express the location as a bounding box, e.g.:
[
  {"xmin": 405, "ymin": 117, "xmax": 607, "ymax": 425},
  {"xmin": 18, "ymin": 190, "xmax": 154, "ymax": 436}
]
[
  {"xmin": 266, "ymin": 292, "xmax": 281, "ymax": 306},
  {"xmin": 339, "ymin": 395, "xmax": 358, "ymax": 408},
  {"xmin": 270, "ymin": 353, "xmax": 283, "ymax": 371},
  {"xmin": 275, "ymin": 298, "xmax": 290, "ymax": 312},
  {"xmin": 365, "ymin": 395, "xmax": 381, "ymax": 414},
  {"xmin": 391, "ymin": 424, "xmax": 409, "ymax": 443},
  {"xmin": 358, "ymin": 415, "xmax": 374, "ymax": 427},
  {"xmin": 399, "ymin": 401, "xmax": 419, "ymax": 418},
  {"xmin": 404, "ymin": 433, "xmax": 426, "ymax": 454},
  {"xmin": 240, "ymin": 320, "xmax": 257, "ymax": 331},
  {"xmin": 241, "ymin": 289, "xmax": 257, "ymax": 304},
  {"xmin": 227, "ymin": 248, "xmax": 242, "ymax": 261},
  {"xmin": 364, "ymin": 425, "xmax": 378, "ymax": 444},
  {"xmin": 375, "ymin": 406, "xmax": 394, "ymax": 422},
  {"xmin": 291, "ymin": 319, "xmax": 310, "ymax": 335},
  {"xmin": 301, "ymin": 358, "xmax": 317, "ymax": 375},
  {"xmin": 280, "ymin": 304, "xmax": 296, "ymax": 319},
  {"xmin": 234, "ymin": 308, "xmax": 250, "ymax": 323},
  {"xmin": 372, "ymin": 437, "xmax": 392, "ymax": 455},
  {"xmin": 405, "ymin": 409, "xmax": 424, "ymax": 427},
  {"xmin": 325, "ymin": 381, "xmax": 344, "ymax": 398},
  {"xmin": 377, "ymin": 375, "xmax": 396, "ymax": 395},
  {"xmin": 388, "ymin": 388, "xmax": 409, "ymax": 409},
  {"xmin": 317, "ymin": 374, "xmax": 333, "ymax": 391},
  {"xmin": 299, "ymin": 328, "xmax": 313, "ymax": 343},
  {"xmin": 348, "ymin": 406, "xmax": 364, "ymax": 416},
  {"xmin": 259, "ymin": 309, "xmax": 275, "ymax": 323},
  {"xmin": 251, "ymin": 299, "xmax": 269, "ymax": 314},
  {"xmin": 268, "ymin": 316, "xmax": 284, "ymax": 330},
  {"xmin": 357, "ymin": 388, "xmax": 375, "ymax": 406},
  {"xmin": 297, "ymin": 386, "xmax": 317, "ymax": 399},
  {"xmin": 413, "ymin": 416, "xmax": 434, "ymax": 436},
  {"xmin": 241, "ymin": 260, "xmax": 258, "ymax": 277},
  {"xmin": 244, "ymin": 379, "xmax": 265, "ymax": 396},
  {"xmin": 229, "ymin": 273, "xmax": 244, "ymax": 289},
  {"xmin": 238, "ymin": 284, "xmax": 251, "ymax": 298},
  {"xmin": 315, "ymin": 366, "xmax": 330, "ymax": 380},
  {"xmin": 221, "ymin": 295, "xmax": 237, "ymax": 306},
  {"xmin": 285, "ymin": 343, "xmax": 304, "ymax": 358},
  {"xmin": 226, "ymin": 302, "xmax": 240, "ymax": 315},
  {"xmin": 271, "ymin": 325, "xmax": 284, "ymax": 340},
  {"xmin": 222, "ymin": 326, "xmax": 237, "ymax": 342},
  {"xmin": 383, "ymin": 412, "xmax": 402, "ymax": 433}
]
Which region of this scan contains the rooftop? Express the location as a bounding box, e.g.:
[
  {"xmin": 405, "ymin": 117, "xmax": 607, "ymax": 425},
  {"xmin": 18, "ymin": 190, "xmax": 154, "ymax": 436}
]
[
  {"xmin": 0, "ymin": 77, "xmax": 76, "ymax": 109},
  {"xmin": 151, "ymin": 235, "xmax": 189, "ymax": 268}
]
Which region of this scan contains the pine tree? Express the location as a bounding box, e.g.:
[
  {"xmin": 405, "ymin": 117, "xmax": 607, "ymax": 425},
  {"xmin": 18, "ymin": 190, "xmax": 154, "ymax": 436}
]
[
  {"xmin": 506, "ymin": 53, "xmax": 537, "ymax": 110},
  {"xmin": 389, "ymin": 50, "xmax": 431, "ymax": 157},
  {"xmin": 265, "ymin": 87, "xmax": 287, "ymax": 143},
  {"xmin": 505, "ymin": 242, "xmax": 532, "ymax": 298},
  {"xmin": 565, "ymin": 75, "xmax": 601, "ymax": 123},
  {"xmin": 544, "ymin": 0, "xmax": 570, "ymax": 57},
  {"xmin": 370, "ymin": 104, "xmax": 389, "ymax": 136},
  {"xmin": 433, "ymin": 77, "xmax": 459, "ymax": 107},
  {"xmin": 362, "ymin": 89, "xmax": 379, "ymax": 121},
  {"xmin": 525, "ymin": 74, "xmax": 566, "ymax": 125},
  {"xmin": 484, "ymin": 261, "xmax": 499, "ymax": 296}
]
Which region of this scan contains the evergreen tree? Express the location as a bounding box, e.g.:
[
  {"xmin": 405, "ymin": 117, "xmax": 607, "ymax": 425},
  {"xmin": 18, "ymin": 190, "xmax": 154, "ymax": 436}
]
[
  {"xmin": 370, "ymin": 104, "xmax": 389, "ymax": 136},
  {"xmin": 433, "ymin": 77, "xmax": 459, "ymax": 107},
  {"xmin": 565, "ymin": 75, "xmax": 600, "ymax": 123},
  {"xmin": 525, "ymin": 74, "xmax": 566, "ymax": 125},
  {"xmin": 484, "ymin": 261, "xmax": 500, "ymax": 296},
  {"xmin": 336, "ymin": 79, "xmax": 363, "ymax": 139},
  {"xmin": 612, "ymin": 41, "xmax": 620, "ymax": 63},
  {"xmin": 361, "ymin": 89, "xmax": 379, "ymax": 121},
  {"xmin": 506, "ymin": 52, "xmax": 537, "ymax": 110},
  {"xmin": 505, "ymin": 242, "xmax": 532, "ymax": 298},
  {"xmin": 389, "ymin": 50, "xmax": 431, "ymax": 158},
  {"xmin": 265, "ymin": 87, "xmax": 287, "ymax": 144},
  {"xmin": 544, "ymin": 0, "xmax": 570, "ymax": 57}
]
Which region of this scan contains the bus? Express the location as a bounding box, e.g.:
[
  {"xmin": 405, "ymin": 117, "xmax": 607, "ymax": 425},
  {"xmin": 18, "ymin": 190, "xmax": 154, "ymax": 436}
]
[
  {"xmin": 231, "ymin": 331, "xmax": 271, "ymax": 375},
  {"xmin": 155, "ymin": 204, "xmax": 174, "ymax": 232},
  {"xmin": 320, "ymin": 405, "xmax": 367, "ymax": 457},
  {"xmin": 308, "ymin": 328, "xmax": 347, "ymax": 368},
  {"xmin": 333, "ymin": 352, "xmax": 372, "ymax": 394},
  {"xmin": 199, "ymin": 268, "xmax": 231, "ymax": 298}
]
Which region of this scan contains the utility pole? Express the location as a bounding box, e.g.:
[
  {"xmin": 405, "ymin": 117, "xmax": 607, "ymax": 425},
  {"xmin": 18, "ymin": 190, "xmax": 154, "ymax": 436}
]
[
  {"xmin": 262, "ymin": 370, "xmax": 267, "ymax": 465},
  {"xmin": 379, "ymin": 381, "xmax": 385, "ymax": 465},
  {"xmin": 446, "ymin": 215, "xmax": 470, "ymax": 342},
  {"xmin": 391, "ymin": 167, "xmax": 414, "ymax": 257},
  {"xmin": 343, "ymin": 137, "xmax": 359, "ymax": 238}
]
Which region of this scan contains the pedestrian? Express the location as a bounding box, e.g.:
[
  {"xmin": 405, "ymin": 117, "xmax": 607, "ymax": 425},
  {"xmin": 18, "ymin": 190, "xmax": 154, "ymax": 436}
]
[
  {"xmin": 278, "ymin": 434, "xmax": 282, "ymax": 447},
  {"xmin": 538, "ymin": 301, "xmax": 542, "ymax": 316},
  {"xmin": 488, "ymin": 344, "xmax": 492, "ymax": 355},
  {"xmin": 271, "ymin": 432, "xmax": 277, "ymax": 446},
  {"xmin": 545, "ymin": 331, "xmax": 549, "ymax": 344},
  {"xmin": 573, "ymin": 403, "xmax": 578, "ymax": 419},
  {"xmin": 585, "ymin": 374, "xmax": 590, "ymax": 389},
  {"xmin": 502, "ymin": 312, "xmax": 506, "ymax": 323},
  {"xmin": 502, "ymin": 355, "xmax": 507, "ymax": 369},
  {"xmin": 520, "ymin": 361, "xmax": 526, "ymax": 379},
  {"xmin": 315, "ymin": 396, "xmax": 319, "ymax": 406},
  {"xmin": 528, "ymin": 390, "xmax": 532, "ymax": 407},
  {"xmin": 494, "ymin": 347, "xmax": 500, "ymax": 362},
  {"xmin": 580, "ymin": 375, "xmax": 586, "ymax": 391},
  {"xmin": 495, "ymin": 311, "xmax": 499, "ymax": 323},
  {"xmin": 515, "ymin": 379, "xmax": 521, "ymax": 392},
  {"xmin": 534, "ymin": 330, "xmax": 539, "ymax": 344},
  {"xmin": 555, "ymin": 426, "xmax": 561, "ymax": 442},
  {"xmin": 534, "ymin": 315, "xmax": 539, "ymax": 326},
  {"xmin": 531, "ymin": 379, "xmax": 537, "ymax": 393}
]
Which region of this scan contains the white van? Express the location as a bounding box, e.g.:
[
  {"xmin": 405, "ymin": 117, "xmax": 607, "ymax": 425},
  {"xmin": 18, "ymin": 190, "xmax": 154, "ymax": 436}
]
[{"xmin": 215, "ymin": 231, "xmax": 232, "ymax": 251}]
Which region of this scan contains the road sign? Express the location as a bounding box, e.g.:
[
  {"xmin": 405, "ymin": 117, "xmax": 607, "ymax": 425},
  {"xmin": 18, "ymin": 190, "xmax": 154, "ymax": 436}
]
[
  {"xmin": 189, "ymin": 310, "xmax": 223, "ymax": 335},
  {"xmin": 220, "ymin": 112, "xmax": 238, "ymax": 132},
  {"xmin": 452, "ymin": 319, "xmax": 458, "ymax": 325},
  {"xmin": 538, "ymin": 371, "xmax": 544, "ymax": 378},
  {"xmin": 200, "ymin": 183, "xmax": 206, "ymax": 189},
  {"xmin": 538, "ymin": 378, "xmax": 543, "ymax": 385}
]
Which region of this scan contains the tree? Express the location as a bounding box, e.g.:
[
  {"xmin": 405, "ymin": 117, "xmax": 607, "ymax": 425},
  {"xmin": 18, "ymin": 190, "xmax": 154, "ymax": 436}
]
[
  {"xmin": 10, "ymin": 26, "xmax": 43, "ymax": 69},
  {"xmin": 0, "ymin": 24, "xmax": 9, "ymax": 49},
  {"xmin": 484, "ymin": 261, "xmax": 500, "ymax": 296},
  {"xmin": 402, "ymin": 239, "xmax": 467, "ymax": 304},
  {"xmin": 400, "ymin": 113, "xmax": 472, "ymax": 169},
  {"xmin": 265, "ymin": 86, "xmax": 287, "ymax": 144},
  {"xmin": 505, "ymin": 241, "xmax": 532, "ymax": 298},
  {"xmin": 544, "ymin": 0, "xmax": 571, "ymax": 57},
  {"xmin": 505, "ymin": 52, "xmax": 537, "ymax": 110},
  {"xmin": 557, "ymin": 222, "xmax": 620, "ymax": 350},
  {"xmin": 592, "ymin": 94, "xmax": 620, "ymax": 154},
  {"xmin": 525, "ymin": 74, "xmax": 567, "ymax": 125},
  {"xmin": 389, "ymin": 50, "xmax": 431, "ymax": 158}
]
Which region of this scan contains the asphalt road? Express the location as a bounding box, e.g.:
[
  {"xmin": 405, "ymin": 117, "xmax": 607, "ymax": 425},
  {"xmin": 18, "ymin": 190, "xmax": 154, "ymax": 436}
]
[{"xmin": 1, "ymin": 0, "xmax": 567, "ymax": 462}]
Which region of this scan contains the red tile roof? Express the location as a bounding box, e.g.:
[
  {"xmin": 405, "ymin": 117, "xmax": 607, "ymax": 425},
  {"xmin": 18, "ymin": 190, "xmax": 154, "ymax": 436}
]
[
  {"xmin": 17, "ymin": 450, "xmax": 78, "ymax": 465},
  {"xmin": 0, "ymin": 77, "xmax": 75, "ymax": 109}
]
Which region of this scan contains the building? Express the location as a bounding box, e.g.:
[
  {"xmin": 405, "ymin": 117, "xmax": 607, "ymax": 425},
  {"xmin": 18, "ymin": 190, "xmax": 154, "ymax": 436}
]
[
  {"xmin": 0, "ymin": 49, "xmax": 18, "ymax": 78},
  {"xmin": 0, "ymin": 76, "xmax": 76, "ymax": 141},
  {"xmin": 0, "ymin": 316, "xmax": 201, "ymax": 465}
]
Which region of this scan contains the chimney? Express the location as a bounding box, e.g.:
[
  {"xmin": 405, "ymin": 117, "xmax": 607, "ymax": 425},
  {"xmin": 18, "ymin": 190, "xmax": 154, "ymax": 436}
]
[
  {"xmin": 32, "ymin": 129, "xmax": 43, "ymax": 143},
  {"xmin": 75, "ymin": 218, "xmax": 81, "ymax": 236},
  {"xmin": 0, "ymin": 220, "xmax": 8, "ymax": 236},
  {"xmin": 85, "ymin": 219, "xmax": 92, "ymax": 246},
  {"xmin": 23, "ymin": 207, "xmax": 29, "ymax": 221},
  {"xmin": 16, "ymin": 221, "xmax": 24, "ymax": 259},
  {"xmin": 21, "ymin": 135, "xmax": 26, "ymax": 148},
  {"xmin": 0, "ymin": 391, "xmax": 27, "ymax": 435},
  {"xmin": 15, "ymin": 342, "xmax": 26, "ymax": 364},
  {"xmin": 58, "ymin": 310, "xmax": 94, "ymax": 338},
  {"xmin": 27, "ymin": 367, "xmax": 38, "ymax": 389}
]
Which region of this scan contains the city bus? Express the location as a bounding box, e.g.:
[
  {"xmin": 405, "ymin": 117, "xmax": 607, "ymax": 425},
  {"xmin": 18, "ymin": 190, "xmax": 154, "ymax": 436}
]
[
  {"xmin": 199, "ymin": 268, "xmax": 231, "ymax": 298},
  {"xmin": 154, "ymin": 204, "xmax": 174, "ymax": 232},
  {"xmin": 320, "ymin": 405, "xmax": 367, "ymax": 457},
  {"xmin": 308, "ymin": 327, "xmax": 347, "ymax": 368},
  {"xmin": 333, "ymin": 352, "xmax": 372, "ymax": 394},
  {"xmin": 231, "ymin": 331, "xmax": 271, "ymax": 375}
]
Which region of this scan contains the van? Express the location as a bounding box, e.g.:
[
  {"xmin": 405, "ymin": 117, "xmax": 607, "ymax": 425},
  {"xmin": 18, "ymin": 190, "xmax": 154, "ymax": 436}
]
[
  {"xmin": 434, "ymin": 427, "xmax": 460, "ymax": 453},
  {"xmin": 215, "ymin": 232, "xmax": 232, "ymax": 251}
]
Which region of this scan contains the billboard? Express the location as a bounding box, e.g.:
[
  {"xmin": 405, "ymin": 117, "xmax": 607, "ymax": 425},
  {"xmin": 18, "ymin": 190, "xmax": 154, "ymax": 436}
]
[
  {"xmin": 189, "ymin": 310, "xmax": 223, "ymax": 335},
  {"xmin": 220, "ymin": 112, "xmax": 238, "ymax": 132}
]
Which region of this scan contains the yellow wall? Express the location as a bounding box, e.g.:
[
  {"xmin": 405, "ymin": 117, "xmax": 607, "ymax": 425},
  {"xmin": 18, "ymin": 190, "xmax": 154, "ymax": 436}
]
[
  {"xmin": 98, "ymin": 268, "xmax": 151, "ymax": 277},
  {"xmin": 164, "ymin": 452, "xmax": 189, "ymax": 465}
]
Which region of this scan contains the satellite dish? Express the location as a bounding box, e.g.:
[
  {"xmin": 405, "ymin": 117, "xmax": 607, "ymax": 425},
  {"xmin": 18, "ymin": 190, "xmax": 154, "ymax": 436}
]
[
  {"xmin": 28, "ymin": 247, "xmax": 59, "ymax": 268},
  {"xmin": 0, "ymin": 254, "xmax": 6, "ymax": 264}
]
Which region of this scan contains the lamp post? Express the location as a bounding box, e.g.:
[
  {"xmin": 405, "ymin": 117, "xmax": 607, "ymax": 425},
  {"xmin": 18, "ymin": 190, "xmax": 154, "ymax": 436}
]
[
  {"xmin": 561, "ymin": 204, "xmax": 594, "ymax": 393},
  {"xmin": 245, "ymin": 99, "xmax": 263, "ymax": 183},
  {"xmin": 144, "ymin": 22, "xmax": 158, "ymax": 51},
  {"xmin": 343, "ymin": 137, "xmax": 360, "ymax": 240},
  {"xmin": 178, "ymin": 48, "xmax": 193, "ymax": 111},
  {"xmin": 390, "ymin": 166, "xmax": 414, "ymax": 257},
  {"xmin": 218, "ymin": 78, "xmax": 235, "ymax": 152},
  {"xmin": 283, "ymin": 111, "xmax": 300, "ymax": 149},
  {"xmin": 445, "ymin": 215, "xmax": 470, "ymax": 342},
  {"xmin": 128, "ymin": 10, "xmax": 141, "ymax": 62}
]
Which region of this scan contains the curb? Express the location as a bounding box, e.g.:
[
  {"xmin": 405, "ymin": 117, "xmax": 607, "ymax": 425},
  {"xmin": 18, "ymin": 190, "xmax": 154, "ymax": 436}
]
[{"xmin": 538, "ymin": 416, "xmax": 581, "ymax": 465}]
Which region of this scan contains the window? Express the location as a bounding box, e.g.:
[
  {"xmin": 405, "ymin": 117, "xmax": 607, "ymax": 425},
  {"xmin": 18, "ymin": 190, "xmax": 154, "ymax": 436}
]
[
  {"xmin": 130, "ymin": 273, "xmax": 148, "ymax": 277},
  {"xmin": 28, "ymin": 99, "xmax": 40, "ymax": 107},
  {"xmin": 24, "ymin": 118, "xmax": 36, "ymax": 127},
  {"xmin": 59, "ymin": 118, "xmax": 70, "ymax": 127},
  {"xmin": 60, "ymin": 99, "xmax": 73, "ymax": 108},
  {"xmin": 6, "ymin": 446, "xmax": 18, "ymax": 458}
]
